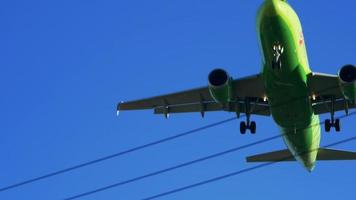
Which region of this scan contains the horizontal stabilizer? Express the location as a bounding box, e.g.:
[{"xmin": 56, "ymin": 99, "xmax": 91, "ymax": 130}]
[
  {"xmin": 246, "ymin": 148, "xmax": 356, "ymax": 162},
  {"xmin": 246, "ymin": 149, "xmax": 295, "ymax": 162},
  {"xmin": 317, "ymin": 148, "xmax": 356, "ymax": 160}
]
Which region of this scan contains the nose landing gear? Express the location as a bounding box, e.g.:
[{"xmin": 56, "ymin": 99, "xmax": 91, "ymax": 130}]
[{"xmin": 272, "ymin": 43, "xmax": 284, "ymax": 70}]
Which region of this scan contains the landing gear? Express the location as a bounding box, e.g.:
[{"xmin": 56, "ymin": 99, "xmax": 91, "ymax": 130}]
[
  {"xmin": 272, "ymin": 59, "xmax": 282, "ymax": 70},
  {"xmin": 325, "ymin": 119, "xmax": 341, "ymax": 133},
  {"xmin": 240, "ymin": 121, "xmax": 247, "ymax": 134},
  {"xmin": 239, "ymin": 98, "xmax": 257, "ymax": 134},
  {"xmin": 325, "ymin": 119, "xmax": 331, "ymax": 132},
  {"xmin": 324, "ymin": 96, "xmax": 341, "ymax": 132},
  {"xmin": 239, "ymin": 120, "xmax": 257, "ymax": 134},
  {"xmin": 250, "ymin": 121, "xmax": 257, "ymax": 134},
  {"xmin": 272, "ymin": 43, "xmax": 284, "ymax": 70}
]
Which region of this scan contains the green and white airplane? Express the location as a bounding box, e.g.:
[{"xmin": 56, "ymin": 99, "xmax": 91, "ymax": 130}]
[{"xmin": 118, "ymin": 0, "xmax": 356, "ymax": 172}]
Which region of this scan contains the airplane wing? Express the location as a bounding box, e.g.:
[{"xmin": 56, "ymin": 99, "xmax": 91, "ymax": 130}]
[
  {"xmin": 308, "ymin": 72, "xmax": 356, "ymax": 115},
  {"xmin": 117, "ymin": 74, "xmax": 271, "ymax": 117},
  {"xmin": 308, "ymin": 72, "xmax": 344, "ymax": 98}
]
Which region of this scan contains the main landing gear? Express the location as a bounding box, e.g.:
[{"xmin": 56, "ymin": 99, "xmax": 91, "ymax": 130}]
[
  {"xmin": 325, "ymin": 119, "xmax": 340, "ymax": 132},
  {"xmin": 239, "ymin": 99, "xmax": 257, "ymax": 134},
  {"xmin": 324, "ymin": 96, "xmax": 341, "ymax": 132},
  {"xmin": 240, "ymin": 119, "xmax": 256, "ymax": 134}
]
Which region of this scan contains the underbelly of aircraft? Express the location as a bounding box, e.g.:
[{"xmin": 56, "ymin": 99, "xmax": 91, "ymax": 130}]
[
  {"xmin": 263, "ymin": 64, "xmax": 321, "ymax": 169},
  {"xmin": 260, "ymin": 21, "xmax": 321, "ymax": 165},
  {"xmin": 259, "ymin": 15, "xmax": 321, "ymax": 169}
]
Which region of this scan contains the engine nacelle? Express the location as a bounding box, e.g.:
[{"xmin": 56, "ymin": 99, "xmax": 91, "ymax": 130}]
[
  {"xmin": 338, "ymin": 65, "xmax": 356, "ymax": 101},
  {"xmin": 208, "ymin": 68, "xmax": 233, "ymax": 103}
]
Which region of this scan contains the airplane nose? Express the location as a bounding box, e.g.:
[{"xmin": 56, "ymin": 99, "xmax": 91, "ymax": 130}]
[
  {"xmin": 262, "ymin": 0, "xmax": 283, "ymax": 16},
  {"xmin": 270, "ymin": 0, "xmax": 282, "ymax": 14}
]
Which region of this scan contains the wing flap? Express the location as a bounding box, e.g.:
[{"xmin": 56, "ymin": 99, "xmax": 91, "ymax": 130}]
[
  {"xmin": 313, "ymin": 98, "xmax": 356, "ymax": 115},
  {"xmin": 154, "ymin": 101, "xmax": 270, "ymax": 116},
  {"xmin": 154, "ymin": 102, "xmax": 222, "ymax": 114}
]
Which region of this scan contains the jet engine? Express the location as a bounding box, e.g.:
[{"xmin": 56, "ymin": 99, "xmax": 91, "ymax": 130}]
[
  {"xmin": 338, "ymin": 65, "xmax": 356, "ymax": 101},
  {"xmin": 208, "ymin": 68, "xmax": 233, "ymax": 103}
]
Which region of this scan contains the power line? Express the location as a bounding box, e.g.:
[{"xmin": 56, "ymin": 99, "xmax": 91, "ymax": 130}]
[
  {"xmin": 0, "ymin": 84, "xmax": 347, "ymax": 192},
  {"xmin": 63, "ymin": 136, "xmax": 279, "ymax": 200},
  {"xmin": 141, "ymin": 135, "xmax": 356, "ymax": 200},
  {"xmin": 62, "ymin": 111, "xmax": 356, "ymax": 200},
  {"xmin": 0, "ymin": 117, "xmax": 237, "ymax": 192}
]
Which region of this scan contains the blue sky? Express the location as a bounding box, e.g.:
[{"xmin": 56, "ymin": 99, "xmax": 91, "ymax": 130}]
[{"xmin": 1, "ymin": 0, "xmax": 356, "ymax": 199}]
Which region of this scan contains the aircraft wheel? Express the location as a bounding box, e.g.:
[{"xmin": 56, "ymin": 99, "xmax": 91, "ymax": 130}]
[
  {"xmin": 335, "ymin": 119, "xmax": 341, "ymax": 132},
  {"xmin": 240, "ymin": 122, "xmax": 247, "ymax": 134},
  {"xmin": 250, "ymin": 121, "xmax": 256, "ymax": 134},
  {"xmin": 325, "ymin": 119, "xmax": 331, "ymax": 132}
]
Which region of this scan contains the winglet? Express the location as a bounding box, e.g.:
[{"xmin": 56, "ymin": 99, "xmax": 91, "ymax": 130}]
[{"xmin": 117, "ymin": 101, "xmax": 124, "ymax": 116}]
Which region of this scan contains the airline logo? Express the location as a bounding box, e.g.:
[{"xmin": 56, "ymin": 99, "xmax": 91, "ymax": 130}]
[{"xmin": 299, "ymin": 32, "xmax": 304, "ymax": 46}]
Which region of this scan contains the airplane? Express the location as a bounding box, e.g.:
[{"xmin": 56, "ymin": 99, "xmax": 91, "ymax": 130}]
[{"xmin": 117, "ymin": 0, "xmax": 356, "ymax": 172}]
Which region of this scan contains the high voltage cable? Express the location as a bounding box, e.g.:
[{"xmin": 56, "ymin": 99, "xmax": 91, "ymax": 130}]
[
  {"xmin": 63, "ymin": 136, "xmax": 279, "ymax": 200},
  {"xmin": 62, "ymin": 111, "xmax": 356, "ymax": 200},
  {"xmin": 141, "ymin": 135, "xmax": 356, "ymax": 200},
  {"xmin": 0, "ymin": 84, "xmax": 349, "ymax": 192},
  {"xmin": 0, "ymin": 117, "xmax": 237, "ymax": 192}
]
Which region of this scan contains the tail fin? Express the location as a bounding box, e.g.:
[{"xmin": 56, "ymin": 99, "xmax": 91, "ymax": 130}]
[{"xmin": 246, "ymin": 148, "xmax": 356, "ymax": 162}]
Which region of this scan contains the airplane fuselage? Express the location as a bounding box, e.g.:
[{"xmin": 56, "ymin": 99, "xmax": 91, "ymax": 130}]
[{"xmin": 257, "ymin": 0, "xmax": 320, "ymax": 171}]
